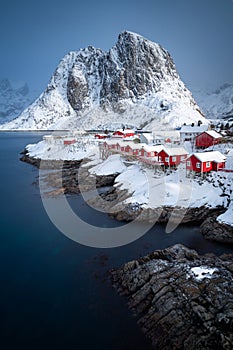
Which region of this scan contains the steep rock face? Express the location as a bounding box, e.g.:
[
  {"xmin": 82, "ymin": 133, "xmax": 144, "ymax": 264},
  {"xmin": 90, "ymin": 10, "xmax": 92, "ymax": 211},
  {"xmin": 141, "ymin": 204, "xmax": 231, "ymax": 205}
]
[
  {"xmin": 111, "ymin": 244, "xmax": 233, "ymax": 349},
  {"xmin": 0, "ymin": 31, "xmax": 206, "ymax": 130}
]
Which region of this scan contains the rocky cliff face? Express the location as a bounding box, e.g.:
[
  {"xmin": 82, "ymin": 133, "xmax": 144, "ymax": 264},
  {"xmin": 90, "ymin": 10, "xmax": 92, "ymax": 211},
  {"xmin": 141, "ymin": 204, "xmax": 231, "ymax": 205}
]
[
  {"xmin": 0, "ymin": 31, "xmax": 206, "ymax": 130},
  {"xmin": 111, "ymin": 244, "xmax": 233, "ymax": 349}
]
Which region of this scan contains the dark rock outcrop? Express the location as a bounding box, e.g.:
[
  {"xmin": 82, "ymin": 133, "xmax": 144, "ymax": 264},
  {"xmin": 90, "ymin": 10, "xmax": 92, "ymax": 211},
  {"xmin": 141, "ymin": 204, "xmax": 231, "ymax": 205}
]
[
  {"xmin": 200, "ymin": 216, "xmax": 233, "ymax": 244},
  {"xmin": 110, "ymin": 204, "xmax": 225, "ymax": 225},
  {"xmin": 111, "ymin": 244, "xmax": 233, "ymax": 349},
  {"xmin": 20, "ymin": 152, "xmax": 118, "ymax": 195}
]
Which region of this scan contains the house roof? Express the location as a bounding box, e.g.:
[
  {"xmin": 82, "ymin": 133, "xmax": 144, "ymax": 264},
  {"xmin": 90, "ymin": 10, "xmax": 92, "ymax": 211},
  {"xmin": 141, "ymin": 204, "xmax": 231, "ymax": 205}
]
[
  {"xmin": 105, "ymin": 139, "xmax": 118, "ymax": 145},
  {"xmin": 161, "ymin": 147, "xmax": 188, "ymax": 156},
  {"xmin": 141, "ymin": 144, "xmax": 165, "ymax": 153},
  {"xmin": 153, "ymin": 130, "xmax": 180, "ymax": 140},
  {"xmin": 141, "ymin": 133, "xmax": 154, "ymax": 141},
  {"xmin": 180, "ymin": 124, "xmax": 209, "ymax": 134},
  {"xmin": 190, "ymin": 151, "xmax": 226, "ymax": 163},
  {"xmin": 63, "ymin": 137, "xmax": 77, "ymax": 141},
  {"xmin": 114, "ymin": 129, "xmax": 135, "ymax": 134},
  {"xmin": 116, "ymin": 140, "xmax": 126, "ymax": 147},
  {"xmin": 203, "ymin": 130, "xmax": 222, "ymax": 139}
]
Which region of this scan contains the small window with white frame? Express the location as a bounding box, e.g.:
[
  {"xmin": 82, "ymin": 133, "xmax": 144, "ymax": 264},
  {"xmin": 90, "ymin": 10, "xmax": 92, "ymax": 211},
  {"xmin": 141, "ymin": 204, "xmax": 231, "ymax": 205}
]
[
  {"xmin": 187, "ymin": 160, "xmax": 191, "ymax": 166},
  {"xmin": 165, "ymin": 157, "xmax": 169, "ymax": 162},
  {"xmin": 206, "ymin": 161, "xmax": 211, "ymax": 168},
  {"xmin": 196, "ymin": 162, "xmax": 201, "ymax": 168},
  {"xmin": 172, "ymin": 156, "xmax": 176, "ymax": 162}
]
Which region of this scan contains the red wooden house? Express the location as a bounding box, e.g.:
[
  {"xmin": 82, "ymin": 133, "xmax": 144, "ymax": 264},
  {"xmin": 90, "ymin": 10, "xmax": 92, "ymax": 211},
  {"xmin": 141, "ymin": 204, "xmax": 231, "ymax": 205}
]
[
  {"xmin": 139, "ymin": 144, "xmax": 164, "ymax": 158},
  {"xmin": 186, "ymin": 151, "xmax": 226, "ymax": 173},
  {"xmin": 115, "ymin": 141, "xmax": 125, "ymax": 152},
  {"xmin": 195, "ymin": 130, "xmax": 222, "ymax": 149},
  {"xmin": 124, "ymin": 144, "xmax": 134, "ymax": 154},
  {"xmin": 119, "ymin": 142, "xmax": 139, "ymax": 155},
  {"xmin": 95, "ymin": 133, "xmax": 109, "ymax": 139},
  {"xmin": 158, "ymin": 147, "xmax": 188, "ymax": 166},
  {"xmin": 63, "ymin": 137, "xmax": 77, "ymax": 145},
  {"xmin": 104, "ymin": 140, "xmax": 117, "ymax": 149},
  {"xmin": 113, "ymin": 129, "xmax": 135, "ymax": 138}
]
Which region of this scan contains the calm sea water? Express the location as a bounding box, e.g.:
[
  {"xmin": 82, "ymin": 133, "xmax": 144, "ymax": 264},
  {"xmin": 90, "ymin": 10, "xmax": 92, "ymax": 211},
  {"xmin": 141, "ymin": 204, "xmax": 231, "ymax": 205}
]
[{"xmin": 0, "ymin": 132, "xmax": 233, "ymax": 350}]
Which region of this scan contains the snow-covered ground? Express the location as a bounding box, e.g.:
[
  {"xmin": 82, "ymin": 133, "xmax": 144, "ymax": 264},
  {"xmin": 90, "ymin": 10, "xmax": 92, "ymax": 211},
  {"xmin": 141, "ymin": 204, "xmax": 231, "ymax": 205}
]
[
  {"xmin": 26, "ymin": 135, "xmax": 233, "ymax": 226},
  {"xmin": 88, "ymin": 154, "xmax": 233, "ymax": 226},
  {"xmin": 217, "ymin": 202, "xmax": 233, "ymax": 226},
  {"xmin": 89, "ymin": 154, "xmax": 126, "ymax": 175},
  {"xmin": 26, "ymin": 138, "xmax": 99, "ymax": 161}
]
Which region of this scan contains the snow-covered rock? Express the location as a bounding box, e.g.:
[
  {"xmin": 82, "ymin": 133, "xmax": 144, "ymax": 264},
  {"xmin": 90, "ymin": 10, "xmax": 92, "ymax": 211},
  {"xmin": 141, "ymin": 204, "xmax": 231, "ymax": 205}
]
[
  {"xmin": 192, "ymin": 83, "xmax": 233, "ymax": 120},
  {"xmin": 0, "ymin": 31, "xmax": 206, "ymax": 131},
  {"xmin": 0, "ymin": 79, "xmax": 37, "ymax": 124}
]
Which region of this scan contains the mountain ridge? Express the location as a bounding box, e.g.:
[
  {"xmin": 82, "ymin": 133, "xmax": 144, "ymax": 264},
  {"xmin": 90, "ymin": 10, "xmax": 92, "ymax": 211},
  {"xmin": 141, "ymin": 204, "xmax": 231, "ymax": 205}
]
[
  {"xmin": 0, "ymin": 31, "xmax": 206, "ymax": 130},
  {"xmin": 193, "ymin": 83, "xmax": 233, "ymax": 120},
  {"xmin": 0, "ymin": 79, "xmax": 38, "ymax": 124}
]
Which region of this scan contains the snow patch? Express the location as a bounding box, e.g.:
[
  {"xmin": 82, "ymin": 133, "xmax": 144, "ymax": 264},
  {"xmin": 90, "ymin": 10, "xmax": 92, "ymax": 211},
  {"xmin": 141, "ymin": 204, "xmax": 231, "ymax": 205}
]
[
  {"xmin": 190, "ymin": 266, "xmax": 218, "ymax": 281},
  {"xmin": 89, "ymin": 154, "xmax": 126, "ymax": 175}
]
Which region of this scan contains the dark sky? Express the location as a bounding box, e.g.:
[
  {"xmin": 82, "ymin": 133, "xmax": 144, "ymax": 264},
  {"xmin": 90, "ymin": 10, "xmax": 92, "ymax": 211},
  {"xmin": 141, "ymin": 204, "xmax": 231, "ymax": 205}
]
[{"xmin": 0, "ymin": 0, "xmax": 232, "ymax": 93}]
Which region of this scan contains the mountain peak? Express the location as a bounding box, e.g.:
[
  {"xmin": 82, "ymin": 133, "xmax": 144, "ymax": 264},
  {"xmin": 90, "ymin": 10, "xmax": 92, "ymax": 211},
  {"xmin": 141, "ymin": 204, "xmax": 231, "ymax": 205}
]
[
  {"xmin": 0, "ymin": 32, "xmax": 206, "ymax": 130},
  {"xmin": 118, "ymin": 30, "xmax": 144, "ymax": 41}
]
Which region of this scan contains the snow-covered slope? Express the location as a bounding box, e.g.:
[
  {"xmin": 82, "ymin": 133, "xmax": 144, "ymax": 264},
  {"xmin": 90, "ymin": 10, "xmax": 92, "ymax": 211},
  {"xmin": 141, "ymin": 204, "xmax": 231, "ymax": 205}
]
[
  {"xmin": 0, "ymin": 79, "xmax": 38, "ymax": 124},
  {"xmin": 192, "ymin": 83, "xmax": 233, "ymax": 120},
  {"xmin": 0, "ymin": 31, "xmax": 206, "ymax": 131}
]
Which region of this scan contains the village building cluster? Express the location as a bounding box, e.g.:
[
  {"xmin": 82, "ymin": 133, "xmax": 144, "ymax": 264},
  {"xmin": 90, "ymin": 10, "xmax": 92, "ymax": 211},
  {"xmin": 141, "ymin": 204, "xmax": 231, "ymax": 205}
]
[
  {"xmin": 42, "ymin": 122, "xmax": 233, "ymax": 175},
  {"xmin": 97, "ymin": 125, "xmax": 231, "ymax": 174}
]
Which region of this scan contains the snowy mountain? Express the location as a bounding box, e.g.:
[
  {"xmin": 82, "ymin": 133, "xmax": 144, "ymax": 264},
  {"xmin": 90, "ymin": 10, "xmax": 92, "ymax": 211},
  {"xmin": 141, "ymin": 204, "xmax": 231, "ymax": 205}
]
[
  {"xmin": 0, "ymin": 79, "xmax": 37, "ymax": 124},
  {"xmin": 0, "ymin": 31, "xmax": 206, "ymax": 131},
  {"xmin": 192, "ymin": 83, "xmax": 233, "ymax": 120}
]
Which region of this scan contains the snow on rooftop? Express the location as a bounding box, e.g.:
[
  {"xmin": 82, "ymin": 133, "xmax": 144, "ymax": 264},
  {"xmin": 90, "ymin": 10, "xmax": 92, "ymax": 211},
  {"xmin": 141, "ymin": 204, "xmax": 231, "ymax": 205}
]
[
  {"xmin": 105, "ymin": 139, "xmax": 119, "ymax": 145},
  {"xmin": 142, "ymin": 144, "xmax": 165, "ymax": 152},
  {"xmin": 153, "ymin": 130, "xmax": 180, "ymax": 140},
  {"xmin": 180, "ymin": 124, "xmax": 209, "ymax": 133},
  {"xmin": 114, "ymin": 129, "xmax": 135, "ymax": 134},
  {"xmin": 165, "ymin": 147, "xmax": 188, "ymax": 156},
  {"xmin": 141, "ymin": 133, "xmax": 153, "ymax": 140},
  {"xmin": 204, "ymin": 130, "xmax": 222, "ymax": 139},
  {"xmin": 191, "ymin": 151, "xmax": 226, "ymax": 163}
]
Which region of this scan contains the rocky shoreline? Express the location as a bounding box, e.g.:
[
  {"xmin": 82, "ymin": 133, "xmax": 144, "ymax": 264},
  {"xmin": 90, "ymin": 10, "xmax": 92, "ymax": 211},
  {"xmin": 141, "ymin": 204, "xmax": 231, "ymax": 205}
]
[
  {"xmin": 111, "ymin": 244, "xmax": 233, "ymax": 349},
  {"xmin": 200, "ymin": 216, "xmax": 233, "ymax": 244},
  {"xmin": 20, "ymin": 152, "xmax": 233, "ymax": 243}
]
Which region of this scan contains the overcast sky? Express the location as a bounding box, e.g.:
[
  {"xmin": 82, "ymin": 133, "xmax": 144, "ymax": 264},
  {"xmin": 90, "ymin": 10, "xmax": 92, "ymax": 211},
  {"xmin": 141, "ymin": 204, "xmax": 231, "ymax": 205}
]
[{"xmin": 0, "ymin": 0, "xmax": 232, "ymax": 93}]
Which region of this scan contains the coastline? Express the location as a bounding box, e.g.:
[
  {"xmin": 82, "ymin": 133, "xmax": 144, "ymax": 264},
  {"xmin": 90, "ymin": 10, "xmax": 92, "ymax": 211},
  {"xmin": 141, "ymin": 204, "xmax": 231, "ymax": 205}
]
[
  {"xmin": 111, "ymin": 244, "xmax": 233, "ymax": 349},
  {"xmin": 20, "ymin": 151, "xmax": 233, "ymax": 244},
  {"xmin": 19, "ymin": 144, "xmax": 233, "ymax": 349}
]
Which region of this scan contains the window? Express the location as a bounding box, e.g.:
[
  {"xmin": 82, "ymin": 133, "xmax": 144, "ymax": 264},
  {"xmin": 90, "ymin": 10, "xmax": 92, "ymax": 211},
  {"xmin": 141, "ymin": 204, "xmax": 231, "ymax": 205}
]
[
  {"xmin": 196, "ymin": 162, "xmax": 201, "ymax": 168},
  {"xmin": 172, "ymin": 156, "xmax": 176, "ymax": 162},
  {"xmin": 165, "ymin": 157, "xmax": 169, "ymax": 162},
  {"xmin": 181, "ymin": 156, "xmax": 186, "ymax": 161},
  {"xmin": 206, "ymin": 161, "xmax": 211, "ymax": 168},
  {"xmin": 187, "ymin": 160, "xmax": 191, "ymax": 166}
]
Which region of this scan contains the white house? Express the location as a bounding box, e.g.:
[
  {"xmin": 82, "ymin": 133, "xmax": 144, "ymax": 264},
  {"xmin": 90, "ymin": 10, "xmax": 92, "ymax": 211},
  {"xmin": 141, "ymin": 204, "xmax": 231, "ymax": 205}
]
[
  {"xmin": 153, "ymin": 130, "xmax": 180, "ymax": 144},
  {"xmin": 180, "ymin": 124, "xmax": 209, "ymax": 142}
]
